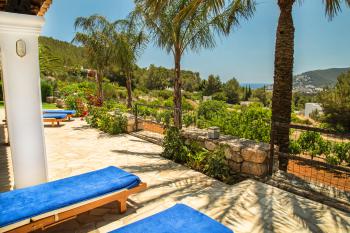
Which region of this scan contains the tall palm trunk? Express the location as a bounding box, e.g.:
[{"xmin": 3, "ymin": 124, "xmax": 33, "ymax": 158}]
[
  {"xmin": 173, "ymin": 48, "xmax": 182, "ymax": 129},
  {"xmin": 97, "ymin": 71, "xmax": 104, "ymax": 105},
  {"xmin": 126, "ymin": 72, "xmax": 133, "ymax": 108},
  {"xmin": 272, "ymin": 0, "xmax": 295, "ymax": 171}
]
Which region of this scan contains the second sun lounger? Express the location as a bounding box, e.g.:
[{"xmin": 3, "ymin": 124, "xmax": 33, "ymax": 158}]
[
  {"xmin": 43, "ymin": 113, "xmax": 67, "ymax": 126},
  {"xmin": 43, "ymin": 110, "xmax": 76, "ymax": 120},
  {"xmin": 0, "ymin": 166, "xmax": 147, "ymax": 233},
  {"xmin": 110, "ymin": 204, "xmax": 233, "ymax": 233}
]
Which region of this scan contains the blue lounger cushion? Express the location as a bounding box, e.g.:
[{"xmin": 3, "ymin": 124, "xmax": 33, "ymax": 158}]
[
  {"xmin": 42, "ymin": 113, "xmax": 67, "ymax": 119},
  {"xmin": 43, "ymin": 110, "xmax": 76, "ymax": 115},
  {"xmin": 110, "ymin": 204, "xmax": 233, "ymax": 233},
  {"xmin": 0, "ymin": 166, "xmax": 141, "ymax": 228}
]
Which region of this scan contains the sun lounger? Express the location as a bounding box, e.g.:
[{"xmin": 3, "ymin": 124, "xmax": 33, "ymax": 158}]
[
  {"xmin": 0, "ymin": 166, "xmax": 146, "ymax": 233},
  {"xmin": 110, "ymin": 204, "xmax": 233, "ymax": 233},
  {"xmin": 43, "ymin": 110, "xmax": 76, "ymax": 120},
  {"xmin": 42, "ymin": 113, "xmax": 67, "ymax": 126}
]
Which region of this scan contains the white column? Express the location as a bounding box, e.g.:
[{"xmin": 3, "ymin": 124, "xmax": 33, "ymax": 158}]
[{"xmin": 0, "ymin": 12, "xmax": 48, "ymax": 188}]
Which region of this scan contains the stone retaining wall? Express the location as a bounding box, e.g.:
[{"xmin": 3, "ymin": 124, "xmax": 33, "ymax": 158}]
[{"xmin": 182, "ymin": 128, "xmax": 278, "ymax": 178}]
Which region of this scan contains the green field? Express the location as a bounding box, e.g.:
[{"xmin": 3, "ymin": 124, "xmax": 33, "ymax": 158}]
[
  {"xmin": 42, "ymin": 102, "xmax": 59, "ymax": 109},
  {"xmin": 0, "ymin": 102, "xmax": 58, "ymax": 109}
]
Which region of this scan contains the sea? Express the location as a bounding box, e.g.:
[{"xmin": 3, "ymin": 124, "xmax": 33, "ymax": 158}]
[{"xmin": 240, "ymin": 83, "xmax": 271, "ymax": 89}]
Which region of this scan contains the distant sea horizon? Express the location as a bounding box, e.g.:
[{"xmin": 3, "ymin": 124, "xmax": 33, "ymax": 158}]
[{"xmin": 240, "ymin": 83, "xmax": 271, "ymax": 89}]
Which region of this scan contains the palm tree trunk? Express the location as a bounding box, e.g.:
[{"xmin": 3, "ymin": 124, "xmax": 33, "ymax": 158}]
[
  {"xmin": 126, "ymin": 72, "xmax": 133, "ymax": 109},
  {"xmin": 272, "ymin": 0, "xmax": 295, "ymax": 171},
  {"xmin": 97, "ymin": 71, "xmax": 104, "ymax": 106},
  {"xmin": 173, "ymin": 49, "xmax": 182, "ymax": 129}
]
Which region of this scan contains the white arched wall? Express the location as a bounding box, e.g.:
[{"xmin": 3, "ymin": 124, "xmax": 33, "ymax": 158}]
[{"xmin": 0, "ymin": 12, "xmax": 48, "ymax": 188}]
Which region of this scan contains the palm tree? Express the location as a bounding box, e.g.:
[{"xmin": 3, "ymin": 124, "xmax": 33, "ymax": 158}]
[
  {"xmin": 272, "ymin": 0, "xmax": 349, "ymax": 171},
  {"xmin": 39, "ymin": 45, "xmax": 63, "ymax": 77},
  {"xmin": 133, "ymin": 0, "xmax": 254, "ymax": 128},
  {"xmin": 114, "ymin": 19, "xmax": 148, "ymax": 108},
  {"xmin": 142, "ymin": 0, "xmax": 349, "ymax": 171},
  {"xmin": 73, "ymin": 15, "xmax": 118, "ymax": 104}
]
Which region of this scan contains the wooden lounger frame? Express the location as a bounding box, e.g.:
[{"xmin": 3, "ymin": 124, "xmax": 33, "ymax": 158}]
[
  {"xmin": 4, "ymin": 182, "xmax": 147, "ymax": 233},
  {"xmin": 43, "ymin": 117, "xmax": 66, "ymax": 127}
]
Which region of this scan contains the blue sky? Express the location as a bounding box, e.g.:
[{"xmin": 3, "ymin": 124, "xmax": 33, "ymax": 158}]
[{"xmin": 42, "ymin": 0, "xmax": 350, "ymax": 83}]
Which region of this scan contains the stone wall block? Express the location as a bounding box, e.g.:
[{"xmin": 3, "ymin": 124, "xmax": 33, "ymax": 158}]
[
  {"xmin": 241, "ymin": 146, "xmax": 268, "ymax": 164},
  {"xmin": 241, "ymin": 161, "xmax": 267, "ymax": 177},
  {"xmin": 228, "ymin": 160, "xmax": 241, "ymax": 173},
  {"xmin": 204, "ymin": 140, "xmax": 217, "ymax": 151}
]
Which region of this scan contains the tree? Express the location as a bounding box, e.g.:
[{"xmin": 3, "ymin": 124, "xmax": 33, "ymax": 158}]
[
  {"xmin": 223, "ymin": 78, "xmax": 240, "ymax": 104},
  {"xmin": 271, "ymin": 0, "xmax": 349, "ymax": 170},
  {"xmin": 319, "ymin": 72, "xmax": 350, "ymax": 131},
  {"xmin": 133, "ymin": 0, "xmax": 254, "ymax": 128},
  {"xmin": 252, "ymin": 86, "xmax": 270, "ymax": 107},
  {"xmin": 114, "ymin": 19, "xmax": 148, "ymax": 108},
  {"xmin": 203, "ymin": 75, "xmax": 222, "ymax": 96},
  {"xmin": 73, "ymin": 15, "xmax": 118, "ymax": 104},
  {"xmin": 144, "ymin": 65, "xmax": 171, "ymax": 90},
  {"xmin": 39, "ymin": 45, "xmax": 64, "ymax": 77}
]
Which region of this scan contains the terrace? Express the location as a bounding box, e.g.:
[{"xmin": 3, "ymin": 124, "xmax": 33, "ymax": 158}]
[{"xmin": 1, "ymin": 110, "xmax": 349, "ymax": 232}]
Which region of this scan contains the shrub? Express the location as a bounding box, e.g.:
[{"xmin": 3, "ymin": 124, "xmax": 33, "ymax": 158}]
[
  {"xmin": 162, "ymin": 127, "xmax": 188, "ymax": 163},
  {"xmin": 162, "ymin": 128, "xmax": 231, "ymax": 182},
  {"xmin": 197, "ymin": 100, "xmax": 227, "ymax": 120},
  {"xmin": 86, "ymin": 106, "xmax": 127, "ymax": 134},
  {"xmin": 289, "ymin": 140, "xmax": 302, "ymax": 155},
  {"xmin": 103, "ymin": 82, "xmax": 119, "ymax": 100},
  {"xmin": 203, "ymin": 146, "xmax": 230, "ymax": 181},
  {"xmin": 151, "ymin": 90, "xmax": 173, "ymax": 99},
  {"xmin": 183, "ymin": 112, "xmax": 196, "ymax": 127},
  {"xmin": 64, "ymin": 94, "xmax": 87, "ymax": 116},
  {"xmin": 325, "ymin": 154, "xmax": 341, "ymax": 165},
  {"xmin": 297, "ymin": 131, "xmax": 331, "ymax": 159},
  {"xmin": 41, "ymin": 80, "xmax": 53, "ymax": 102},
  {"xmin": 212, "ymin": 92, "xmax": 227, "ymax": 102}
]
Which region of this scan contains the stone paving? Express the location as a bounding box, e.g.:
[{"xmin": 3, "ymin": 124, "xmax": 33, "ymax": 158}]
[{"xmin": 0, "ymin": 111, "xmax": 350, "ymax": 233}]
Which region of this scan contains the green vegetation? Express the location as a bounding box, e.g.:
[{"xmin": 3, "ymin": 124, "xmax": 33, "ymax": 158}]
[
  {"xmin": 39, "ymin": 36, "xmax": 87, "ymax": 68},
  {"xmin": 289, "ymin": 131, "xmax": 350, "ymax": 166},
  {"xmin": 162, "ymin": 127, "xmax": 230, "ymax": 182},
  {"xmin": 319, "ymin": 71, "xmax": 350, "ymax": 132},
  {"xmin": 86, "ymin": 106, "xmax": 127, "ymax": 135},
  {"xmin": 42, "ymin": 103, "xmax": 58, "ymax": 110},
  {"xmin": 197, "ymin": 101, "xmax": 271, "ymax": 143}
]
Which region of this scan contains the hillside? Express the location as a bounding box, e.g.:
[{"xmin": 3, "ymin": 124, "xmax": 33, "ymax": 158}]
[
  {"xmin": 293, "ymin": 67, "xmax": 350, "ymax": 92},
  {"xmin": 39, "ymin": 36, "xmax": 88, "ymax": 68}
]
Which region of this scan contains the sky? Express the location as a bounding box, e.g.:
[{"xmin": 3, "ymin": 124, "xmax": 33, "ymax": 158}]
[{"xmin": 42, "ymin": 0, "xmax": 350, "ymax": 84}]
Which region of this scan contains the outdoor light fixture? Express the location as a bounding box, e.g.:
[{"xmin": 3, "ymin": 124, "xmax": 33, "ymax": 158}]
[
  {"xmin": 208, "ymin": 126, "xmax": 220, "ymax": 139},
  {"xmin": 16, "ymin": 39, "xmax": 26, "ymax": 57}
]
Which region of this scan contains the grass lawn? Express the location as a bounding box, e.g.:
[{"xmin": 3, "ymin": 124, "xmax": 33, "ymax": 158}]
[
  {"xmin": 42, "ymin": 102, "xmax": 59, "ymax": 109},
  {"xmin": 0, "ymin": 102, "xmax": 59, "ymax": 109}
]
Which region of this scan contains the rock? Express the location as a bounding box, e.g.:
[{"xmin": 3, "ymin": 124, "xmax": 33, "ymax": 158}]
[
  {"xmin": 224, "ymin": 147, "xmax": 243, "ymax": 163},
  {"xmin": 204, "ymin": 140, "xmax": 217, "ymax": 151},
  {"xmin": 241, "ymin": 161, "xmax": 267, "ymax": 177},
  {"xmin": 228, "ymin": 160, "xmax": 241, "ymax": 173},
  {"xmin": 241, "ymin": 146, "xmax": 268, "ymax": 164}
]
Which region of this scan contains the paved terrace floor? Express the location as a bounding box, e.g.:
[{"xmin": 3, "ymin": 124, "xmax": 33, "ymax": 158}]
[{"xmin": 0, "ymin": 111, "xmax": 349, "ymax": 233}]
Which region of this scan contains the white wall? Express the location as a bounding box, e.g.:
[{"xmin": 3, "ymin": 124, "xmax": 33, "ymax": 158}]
[{"xmin": 304, "ymin": 103, "xmax": 323, "ymax": 118}]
